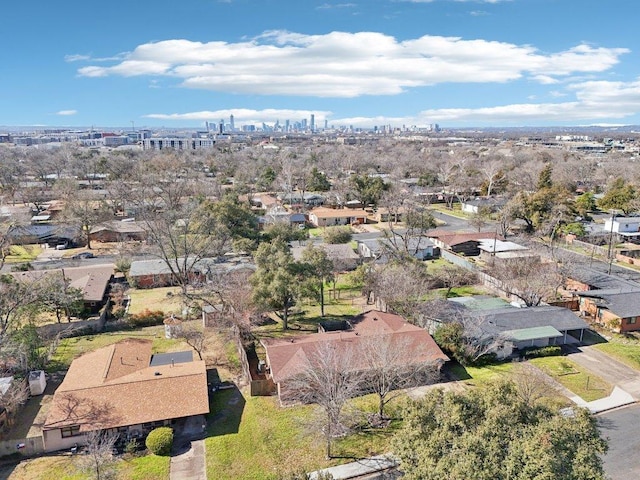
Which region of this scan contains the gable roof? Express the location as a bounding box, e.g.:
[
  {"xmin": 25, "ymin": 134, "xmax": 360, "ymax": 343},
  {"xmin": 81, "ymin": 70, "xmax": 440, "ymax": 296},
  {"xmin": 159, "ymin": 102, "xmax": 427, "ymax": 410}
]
[
  {"xmin": 10, "ymin": 264, "xmax": 114, "ymax": 303},
  {"xmin": 309, "ymin": 207, "xmax": 368, "ymax": 219},
  {"xmin": 262, "ymin": 310, "xmax": 448, "ymax": 384},
  {"xmin": 472, "ymin": 306, "xmax": 589, "ymax": 336},
  {"xmin": 291, "ymin": 243, "xmax": 359, "ymax": 262},
  {"xmin": 43, "ymin": 339, "xmax": 208, "ymax": 432},
  {"xmin": 576, "ymin": 290, "xmax": 640, "ymax": 318},
  {"xmin": 429, "ymin": 231, "xmax": 501, "ymax": 248}
]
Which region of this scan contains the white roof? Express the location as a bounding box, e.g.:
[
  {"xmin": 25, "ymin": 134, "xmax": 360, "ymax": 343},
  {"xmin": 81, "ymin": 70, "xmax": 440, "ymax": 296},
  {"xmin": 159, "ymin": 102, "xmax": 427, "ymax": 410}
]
[{"xmin": 478, "ymin": 239, "xmax": 529, "ymax": 253}]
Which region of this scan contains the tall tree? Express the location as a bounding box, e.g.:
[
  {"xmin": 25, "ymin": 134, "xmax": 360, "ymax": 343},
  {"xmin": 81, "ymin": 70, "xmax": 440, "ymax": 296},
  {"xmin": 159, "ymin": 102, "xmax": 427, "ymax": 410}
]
[
  {"xmin": 251, "ymin": 240, "xmax": 302, "ymax": 330},
  {"xmin": 300, "ymin": 245, "xmax": 334, "ymax": 317},
  {"xmin": 598, "ymin": 177, "xmax": 637, "ymax": 215}
]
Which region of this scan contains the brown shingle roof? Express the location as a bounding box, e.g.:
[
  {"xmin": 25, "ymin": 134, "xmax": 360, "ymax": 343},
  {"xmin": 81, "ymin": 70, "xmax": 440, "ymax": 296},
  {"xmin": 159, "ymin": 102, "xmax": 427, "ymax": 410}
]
[
  {"xmin": 43, "ymin": 339, "xmax": 208, "ymax": 432},
  {"xmin": 429, "ymin": 231, "xmax": 501, "ymax": 248},
  {"xmin": 10, "ymin": 264, "xmax": 114, "ymax": 303},
  {"xmin": 263, "ymin": 311, "xmax": 448, "ymax": 384}
]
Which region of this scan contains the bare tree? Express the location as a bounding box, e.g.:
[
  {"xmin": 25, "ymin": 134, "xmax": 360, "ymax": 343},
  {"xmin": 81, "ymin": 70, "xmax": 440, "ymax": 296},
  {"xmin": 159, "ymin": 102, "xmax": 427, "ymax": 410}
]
[
  {"xmin": 359, "ymin": 335, "xmax": 440, "ymax": 421},
  {"xmin": 0, "ymin": 375, "xmax": 28, "ymax": 429},
  {"xmin": 286, "ymin": 342, "xmax": 363, "ymax": 458},
  {"xmin": 488, "ymin": 257, "xmax": 562, "ymax": 307},
  {"xmin": 435, "ymin": 264, "xmax": 478, "ymax": 298},
  {"xmin": 367, "ymin": 262, "xmax": 432, "ymax": 318},
  {"xmin": 76, "ymin": 430, "xmax": 118, "ymax": 480},
  {"xmin": 509, "ymin": 362, "xmax": 557, "ymax": 407},
  {"xmin": 178, "ymin": 324, "xmax": 206, "ymax": 361}
]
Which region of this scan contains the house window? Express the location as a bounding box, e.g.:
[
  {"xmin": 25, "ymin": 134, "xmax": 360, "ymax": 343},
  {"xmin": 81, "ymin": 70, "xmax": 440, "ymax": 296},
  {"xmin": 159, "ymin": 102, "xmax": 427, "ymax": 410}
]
[
  {"xmin": 627, "ymin": 318, "xmax": 637, "ymax": 325},
  {"xmin": 61, "ymin": 425, "xmax": 81, "ymax": 438}
]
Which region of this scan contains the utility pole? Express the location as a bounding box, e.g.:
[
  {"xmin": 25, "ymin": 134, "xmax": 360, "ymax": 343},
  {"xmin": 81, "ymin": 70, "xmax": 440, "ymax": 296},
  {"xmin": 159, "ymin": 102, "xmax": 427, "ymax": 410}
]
[{"xmin": 607, "ymin": 209, "xmax": 618, "ymax": 275}]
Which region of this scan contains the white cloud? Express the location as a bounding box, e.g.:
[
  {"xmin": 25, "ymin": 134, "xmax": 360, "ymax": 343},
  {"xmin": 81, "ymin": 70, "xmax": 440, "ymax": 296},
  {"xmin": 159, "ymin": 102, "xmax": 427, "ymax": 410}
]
[
  {"xmin": 76, "ymin": 31, "xmax": 628, "ymax": 98},
  {"xmin": 316, "ymin": 3, "xmax": 357, "ymax": 9},
  {"xmin": 56, "ymin": 110, "xmax": 78, "ymax": 116},
  {"xmin": 65, "ymin": 54, "xmax": 90, "ymax": 62},
  {"xmin": 143, "ymin": 108, "xmax": 332, "ymax": 125},
  {"xmin": 143, "ymin": 77, "xmax": 640, "ymax": 127}
]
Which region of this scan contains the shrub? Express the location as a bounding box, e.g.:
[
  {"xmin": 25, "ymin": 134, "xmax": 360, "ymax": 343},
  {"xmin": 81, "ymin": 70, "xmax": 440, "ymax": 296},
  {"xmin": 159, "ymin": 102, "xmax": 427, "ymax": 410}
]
[
  {"xmin": 522, "ymin": 345, "xmax": 562, "ymax": 359},
  {"xmin": 127, "ymin": 309, "xmax": 165, "ymax": 328},
  {"xmin": 322, "ymin": 226, "xmax": 352, "ymax": 244},
  {"xmin": 145, "ymin": 427, "xmax": 174, "ymax": 456}
]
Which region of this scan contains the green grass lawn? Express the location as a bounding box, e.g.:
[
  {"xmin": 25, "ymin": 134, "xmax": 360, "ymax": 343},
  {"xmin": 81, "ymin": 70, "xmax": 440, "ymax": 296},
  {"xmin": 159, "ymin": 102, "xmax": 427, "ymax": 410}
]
[
  {"xmin": 448, "ymin": 362, "xmax": 515, "ymax": 386},
  {"xmin": 127, "ymin": 287, "xmax": 183, "ymax": 315},
  {"xmin": 3, "ymin": 453, "xmax": 169, "ymax": 480},
  {"xmin": 48, "ymin": 326, "xmax": 190, "ymax": 371},
  {"xmin": 206, "ymin": 389, "xmax": 399, "ymax": 480},
  {"xmin": 529, "ymin": 356, "xmax": 612, "ymax": 402},
  {"xmin": 5, "ymin": 245, "xmax": 43, "ymax": 263},
  {"xmin": 593, "ymin": 341, "xmax": 640, "ymax": 370}
]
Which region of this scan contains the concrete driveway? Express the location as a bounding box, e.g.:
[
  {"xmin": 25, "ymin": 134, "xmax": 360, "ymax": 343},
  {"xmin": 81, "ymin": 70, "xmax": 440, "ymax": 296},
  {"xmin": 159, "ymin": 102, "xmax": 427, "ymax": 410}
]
[
  {"xmin": 170, "ymin": 415, "xmax": 207, "ymax": 480},
  {"xmin": 566, "ymin": 346, "xmax": 640, "ymax": 399}
]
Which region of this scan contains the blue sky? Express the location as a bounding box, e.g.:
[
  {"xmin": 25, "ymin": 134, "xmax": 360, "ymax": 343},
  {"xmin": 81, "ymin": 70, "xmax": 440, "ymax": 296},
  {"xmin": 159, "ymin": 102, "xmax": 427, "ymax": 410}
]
[{"xmin": 2, "ymin": 0, "xmax": 640, "ymax": 129}]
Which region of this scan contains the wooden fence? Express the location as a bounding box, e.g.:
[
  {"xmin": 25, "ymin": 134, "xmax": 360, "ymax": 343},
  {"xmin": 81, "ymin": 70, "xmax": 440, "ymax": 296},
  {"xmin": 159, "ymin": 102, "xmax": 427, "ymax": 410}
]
[{"xmin": 0, "ymin": 435, "xmax": 44, "ymax": 458}]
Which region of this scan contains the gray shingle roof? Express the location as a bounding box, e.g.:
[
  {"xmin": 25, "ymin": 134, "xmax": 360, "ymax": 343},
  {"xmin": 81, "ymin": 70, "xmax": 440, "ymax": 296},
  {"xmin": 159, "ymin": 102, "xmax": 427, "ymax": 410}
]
[{"xmin": 472, "ymin": 306, "xmax": 589, "ymax": 335}]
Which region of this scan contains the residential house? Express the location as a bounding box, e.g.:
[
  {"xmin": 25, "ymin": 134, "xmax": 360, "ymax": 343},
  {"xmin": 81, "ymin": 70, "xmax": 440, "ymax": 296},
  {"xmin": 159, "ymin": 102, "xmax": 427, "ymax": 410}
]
[
  {"xmin": 291, "ymin": 243, "xmax": 360, "ymax": 271},
  {"xmin": 261, "ymin": 310, "xmax": 449, "ymax": 403},
  {"xmin": 438, "ymin": 301, "xmax": 590, "ymax": 359},
  {"xmin": 278, "ymin": 193, "xmax": 325, "ymax": 208},
  {"xmin": 42, "ymin": 339, "xmax": 208, "ymax": 452},
  {"xmin": 89, "ymin": 220, "xmax": 148, "ymax": 243},
  {"xmin": 308, "ymin": 207, "xmax": 368, "ymax": 227},
  {"xmin": 477, "ymin": 239, "xmax": 538, "ymax": 264},
  {"xmin": 129, "ymin": 257, "xmax": 255, "ymax": 289},
  {"xmin": 429, "ymin": 231, "xmax": 502, "ymax": 257},
  {"xmin": 460, "ymin": 197, "xmax": 506, "ymax": 214},
  {"xmin": 10, "ymin": 264, "xmax": 114, "ymax": 313},
  {"xmin": 603, "ymin": 216, "xmax": 640, "ymax": 234},
  {"xmin": 576, "ymin": 289, "xmax": 640, "ymax": 333}
]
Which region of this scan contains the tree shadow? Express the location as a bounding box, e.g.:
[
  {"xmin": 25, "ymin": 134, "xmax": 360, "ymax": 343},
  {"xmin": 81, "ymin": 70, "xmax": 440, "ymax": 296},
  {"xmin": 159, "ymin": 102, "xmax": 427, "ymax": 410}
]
[{"xmin": 206, "ymin": 386, "xmax": 245, "ymax": 437}]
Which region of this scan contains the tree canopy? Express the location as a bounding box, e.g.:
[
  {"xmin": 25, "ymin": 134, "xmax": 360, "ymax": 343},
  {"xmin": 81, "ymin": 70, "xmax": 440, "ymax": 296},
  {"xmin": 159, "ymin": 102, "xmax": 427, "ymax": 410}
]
[{"xmin": 393, "ymin": 381, "xmax": 608, "ymax": 480}]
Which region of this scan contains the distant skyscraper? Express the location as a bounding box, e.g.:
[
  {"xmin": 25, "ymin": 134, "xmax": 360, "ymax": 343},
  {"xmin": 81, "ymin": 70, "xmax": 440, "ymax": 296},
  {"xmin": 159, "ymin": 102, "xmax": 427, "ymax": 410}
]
[
  {"xmin": 230, "ymin": 114, "xmax": 235, "ymax": 131},
  {"xmin": 324, "ymin": 119, "xmax": 328, "ymax": 130},
  {"xmin": 219, "ymin": 119, "xmax": 224, "ymax": 134},
  {"xmin": 310, "ymin": 114, "xmax": 315, "ymax": 132}
]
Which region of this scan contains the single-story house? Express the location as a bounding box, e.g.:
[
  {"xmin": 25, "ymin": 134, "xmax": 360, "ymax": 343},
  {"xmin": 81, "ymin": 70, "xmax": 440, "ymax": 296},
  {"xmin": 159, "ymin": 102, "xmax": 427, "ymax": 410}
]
[
  {"xmin": 291, "ymin": 243, "xmax": 360, "ymax": 271},
  {"xmin": 8, "ymin": 224, "xmax": 79, "ymax": 247},
  {"xmin": 468, "ymin": 305, "xmax": 589, "ymax": 359},
  {"xmin": 308, "ymin": 207, "xmax": 368, "ymax": 227},
  {"xmin": 575, "ymin": 289, "xmax": 640, "ymax": 333},
  {"xmin": 42, "ymin": 339, "xmax": 209, "ymax": 452},
  {"xmin": 10, "ymin": 264, "xmax": 114, "ymax": 313},
  {"xmin": 261, "ymin": 310, "xmax": 449, "ymax": 403},
  {"xmin": 429, "ymin": 231, "xmax": 502, "ymax": 257},
  {"xmin": 564, "ymin": 265, "xmax": 640, "ymax": 292},
  {"xmin": 129, "ymin": 257, "xmax": 255, "ymax": 288},
  {"xmin": 478, "ymin": 239, "xmax": 538, "ymax": 263},
  {"xmin": 257, "ymin": 206, "xmax": 306, "ymax": 229},
  {"xmin": 278, "ymin": 193, "xmax": 325, "ymax": 207},
  {"xmin": 89, "ymin": 220, "xmax": 148, "ymax": 243},
  {"xmin": 603, "ymin": 216, "xmax": 640, "ymax": 234},
  {"xmin": 460, "ymin": 197, "xmax": 507, "ymax": 214}
]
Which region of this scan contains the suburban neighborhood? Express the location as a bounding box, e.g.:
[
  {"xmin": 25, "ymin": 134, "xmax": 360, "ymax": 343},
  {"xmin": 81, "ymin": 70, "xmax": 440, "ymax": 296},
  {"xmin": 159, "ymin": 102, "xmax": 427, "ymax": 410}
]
[{"xmin": 1, "ymin": 127, "xmax": 640, "ymax": 480}]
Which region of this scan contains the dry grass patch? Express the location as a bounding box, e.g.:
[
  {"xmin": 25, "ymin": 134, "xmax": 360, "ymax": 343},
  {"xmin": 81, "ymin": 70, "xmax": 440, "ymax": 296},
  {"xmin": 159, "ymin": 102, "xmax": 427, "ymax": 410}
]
[{"xmin": 127, "ymin": 287, "xmax": 183, "ymax": 315}]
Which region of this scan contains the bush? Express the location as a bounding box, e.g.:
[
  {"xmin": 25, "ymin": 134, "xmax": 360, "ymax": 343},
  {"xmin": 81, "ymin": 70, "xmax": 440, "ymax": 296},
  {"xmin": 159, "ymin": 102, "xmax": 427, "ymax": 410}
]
[
  {"xmin": 145, "ymin": 427, "xmax": 174, "ymax": 456},
  {"xmin": 127, "ymin": 309, "xmax": 165, "ymax": 328},
  {"xmin": 522, "ymin": 345, "xmax": 562, "ymax": 359},
  {"xmin": 322, "ymin": 226, "xmax": 352, "ymax": 244}
]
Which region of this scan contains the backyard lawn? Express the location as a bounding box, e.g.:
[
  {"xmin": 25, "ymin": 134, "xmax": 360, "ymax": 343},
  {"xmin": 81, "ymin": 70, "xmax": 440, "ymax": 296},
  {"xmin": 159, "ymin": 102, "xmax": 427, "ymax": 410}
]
[
  {"xmin": 127, "ymin": 287, "xmax": 183, "ymax": 315},
  {"xmin": 4, "ymin": 245, "xmax": 42, "ymax": 263},
  {"xmin": 47, "ymin": 325, "xmax": 191, "ymax": 372}
]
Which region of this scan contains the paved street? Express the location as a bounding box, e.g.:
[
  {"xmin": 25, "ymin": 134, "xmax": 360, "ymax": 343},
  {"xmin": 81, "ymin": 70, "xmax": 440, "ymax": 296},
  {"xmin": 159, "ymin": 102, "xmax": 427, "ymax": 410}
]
[{"xmin": 599, "ymin": 404, "xmax": 640, "ymax": 480}]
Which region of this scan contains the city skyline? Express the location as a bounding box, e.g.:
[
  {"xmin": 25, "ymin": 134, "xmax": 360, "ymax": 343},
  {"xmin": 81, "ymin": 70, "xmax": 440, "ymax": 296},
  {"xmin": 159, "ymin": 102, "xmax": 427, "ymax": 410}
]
[{"xmin": 2, "ymin": 0, "xmax": 640, "ymax": 129}]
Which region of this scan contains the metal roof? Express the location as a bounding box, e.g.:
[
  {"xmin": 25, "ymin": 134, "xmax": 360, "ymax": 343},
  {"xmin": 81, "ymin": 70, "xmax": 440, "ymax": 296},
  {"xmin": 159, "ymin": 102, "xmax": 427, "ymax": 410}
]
[{"xmin": 502, "ymin": 325, "xmax": 563, "ymax": 342}]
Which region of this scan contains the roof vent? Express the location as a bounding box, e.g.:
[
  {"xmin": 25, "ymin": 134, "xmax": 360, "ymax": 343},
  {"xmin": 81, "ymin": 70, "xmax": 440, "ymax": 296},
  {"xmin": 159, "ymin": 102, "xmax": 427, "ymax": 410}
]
[{"xmin": 154, "ymin": 371, "xmax": 162, "ymax": 376}]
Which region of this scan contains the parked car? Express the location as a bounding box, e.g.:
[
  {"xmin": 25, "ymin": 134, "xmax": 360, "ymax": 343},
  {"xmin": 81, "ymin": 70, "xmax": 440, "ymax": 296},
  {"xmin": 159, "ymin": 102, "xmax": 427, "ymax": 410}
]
[{"xmin": 72, "ymin": 252, "xmax": 95, "ymax": 259}]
